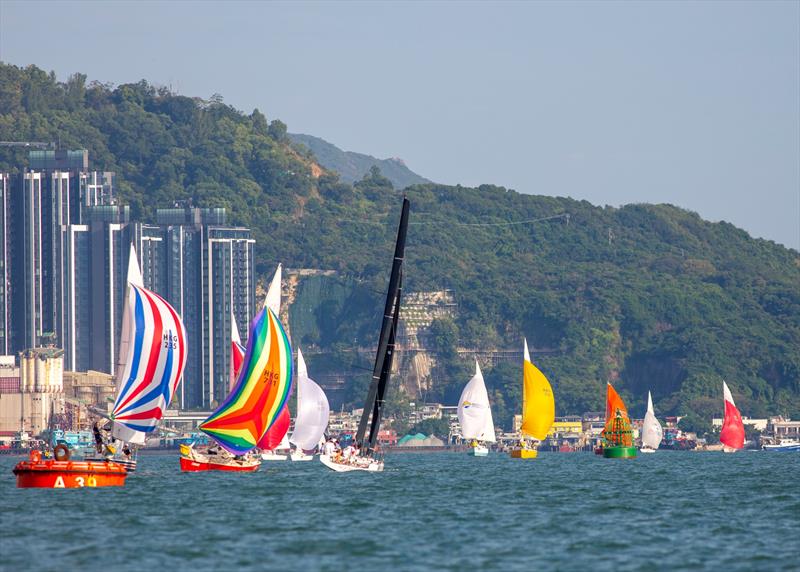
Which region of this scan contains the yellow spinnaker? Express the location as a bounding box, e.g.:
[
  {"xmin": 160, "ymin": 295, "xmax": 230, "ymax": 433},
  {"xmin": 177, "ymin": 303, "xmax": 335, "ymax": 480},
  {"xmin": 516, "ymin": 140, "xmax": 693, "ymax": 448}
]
[{"xmin": 520, "ymin": 339, "xmax": 555, "ymax": 440}]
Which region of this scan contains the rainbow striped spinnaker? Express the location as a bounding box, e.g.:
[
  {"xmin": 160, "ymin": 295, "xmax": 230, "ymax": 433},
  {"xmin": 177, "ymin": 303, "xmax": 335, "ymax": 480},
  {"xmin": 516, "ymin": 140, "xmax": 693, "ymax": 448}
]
[
  {"xmin": 112, "ymin": 246, "xmax": 188, "ymax": 444},
  {"xmin": 200, "ymin": 265, "xmax": 293, "ymax": 455}
]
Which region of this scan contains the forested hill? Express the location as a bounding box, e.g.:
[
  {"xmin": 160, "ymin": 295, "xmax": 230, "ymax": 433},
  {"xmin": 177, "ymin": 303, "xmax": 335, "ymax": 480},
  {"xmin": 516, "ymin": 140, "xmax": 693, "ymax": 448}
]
[
  {"xmin": 1, "ymin": 63, "xmax": 798, "ymax": 425},
  {"xmin": 288, "ymin": 133, "xmax": 431, "ymax": 188}
]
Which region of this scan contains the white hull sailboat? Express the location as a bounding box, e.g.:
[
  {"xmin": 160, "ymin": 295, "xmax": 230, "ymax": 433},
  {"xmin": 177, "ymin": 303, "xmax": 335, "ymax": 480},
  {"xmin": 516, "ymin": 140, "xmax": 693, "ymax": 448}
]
[
  {"xmin": 639, "ymin": 391, "xmax": 663, "ymax": 453},
  {"xmin": 320, "ymin": 198, "xmax": 409, "ymax": 473},
  {"xmin": 287, "ymin": 348, "xmax": 330, "ymax": 463},
  {"xmin": 290, "ymin": 450, "xmax": 314, "ymax": 461},
  {"xmin": 467, "ymin": 444, "xmax": 489, "ymax": 457},
  {"xmin": 458, "ymin": 360, "xmax": 496, "ymax": 457},
  {"xmin": 320, "ymin": 453, "xmax": 383, "ymax": 473}
]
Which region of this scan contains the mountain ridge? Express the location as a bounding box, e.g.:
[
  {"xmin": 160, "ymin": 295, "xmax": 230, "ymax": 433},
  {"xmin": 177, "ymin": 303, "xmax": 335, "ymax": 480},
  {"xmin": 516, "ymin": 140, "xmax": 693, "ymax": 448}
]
[{"xmin": 289, "ymin": 132, "xmax": 431, "ymax": 188}]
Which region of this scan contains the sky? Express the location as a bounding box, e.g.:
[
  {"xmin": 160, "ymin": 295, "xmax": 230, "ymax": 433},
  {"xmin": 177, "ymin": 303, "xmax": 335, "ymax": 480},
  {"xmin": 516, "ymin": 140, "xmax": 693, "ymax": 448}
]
[{"xmin": 1, "ymin": 0, "xmax": 798, "ymax": 249}]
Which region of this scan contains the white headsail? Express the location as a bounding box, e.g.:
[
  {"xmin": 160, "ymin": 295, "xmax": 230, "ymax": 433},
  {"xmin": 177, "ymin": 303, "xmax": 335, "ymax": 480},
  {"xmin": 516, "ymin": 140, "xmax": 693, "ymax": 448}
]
[
  {"xmin": 641, "ymin": 391, "xmax": 663, "ymax": 450},
  {"xmin": 288, "ymin": 348, "xmax": 331, "ymax": 451},
  {"xmin": 457, "ymin": 361, "xmax": 496, "ymax": 443}
]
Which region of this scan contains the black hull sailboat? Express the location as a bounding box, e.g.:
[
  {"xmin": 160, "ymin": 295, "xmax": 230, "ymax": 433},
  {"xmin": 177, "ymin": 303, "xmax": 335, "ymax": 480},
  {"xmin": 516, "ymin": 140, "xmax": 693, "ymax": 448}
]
[{"xmin": 320, "ymin": 197, "xmax": 409, "ymax": 473}]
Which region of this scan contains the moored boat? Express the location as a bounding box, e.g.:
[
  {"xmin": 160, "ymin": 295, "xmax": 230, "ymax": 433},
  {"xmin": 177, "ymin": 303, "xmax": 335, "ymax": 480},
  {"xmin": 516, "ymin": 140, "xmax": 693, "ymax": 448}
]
[
  {"xmin": 458, "ymin": 361, "xmax": 496, "ymax": 457},
  {"xmin": 509, "ymin": 339, "xmax": 555, "ymax": 459}
]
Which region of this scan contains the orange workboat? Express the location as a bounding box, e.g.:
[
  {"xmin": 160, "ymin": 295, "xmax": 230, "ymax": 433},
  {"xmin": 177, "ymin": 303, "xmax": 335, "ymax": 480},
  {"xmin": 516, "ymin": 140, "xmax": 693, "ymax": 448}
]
[{"xmin": 13, "ymin": 449, "xmax": 128, "ymax": 488}]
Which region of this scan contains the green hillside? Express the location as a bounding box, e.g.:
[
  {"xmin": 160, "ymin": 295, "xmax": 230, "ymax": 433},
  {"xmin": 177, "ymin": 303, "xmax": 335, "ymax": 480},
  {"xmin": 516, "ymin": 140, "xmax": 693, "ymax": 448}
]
[{"xmin": 1, "ymin": 63, "xmax": 798, "ymax": 426}]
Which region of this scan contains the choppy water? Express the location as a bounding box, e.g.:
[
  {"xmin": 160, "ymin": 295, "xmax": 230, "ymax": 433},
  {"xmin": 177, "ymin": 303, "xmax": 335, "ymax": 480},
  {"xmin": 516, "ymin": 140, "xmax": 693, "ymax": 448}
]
[{"xmin": 1, "ymin": 451, "xmax": 798, "ymax": 571}]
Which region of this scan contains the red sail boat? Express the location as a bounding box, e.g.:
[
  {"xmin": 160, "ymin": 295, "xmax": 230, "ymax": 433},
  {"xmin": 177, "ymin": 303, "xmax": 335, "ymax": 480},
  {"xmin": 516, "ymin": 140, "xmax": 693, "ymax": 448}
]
[
  {"xmin": 258, "ymin": 406, "xmax": 291, "ymax": 461},
  {"xmin": 720, "ymin": 381, "xmax": 745, "ymax": 453}
]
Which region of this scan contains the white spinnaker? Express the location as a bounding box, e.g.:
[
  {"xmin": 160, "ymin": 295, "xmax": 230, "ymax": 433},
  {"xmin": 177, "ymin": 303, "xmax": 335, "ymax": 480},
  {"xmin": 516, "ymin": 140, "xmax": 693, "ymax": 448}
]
[
  {"xmin": 289, "ymin": 348, "xmax": 331, "ymax": 451},
  {"xmin": 458, "ymin": 361, "xmax": 496, "ymax": 442},
  {"xmin": 641, "ymin": 391, "xmax": 663, "ymax": 449}
]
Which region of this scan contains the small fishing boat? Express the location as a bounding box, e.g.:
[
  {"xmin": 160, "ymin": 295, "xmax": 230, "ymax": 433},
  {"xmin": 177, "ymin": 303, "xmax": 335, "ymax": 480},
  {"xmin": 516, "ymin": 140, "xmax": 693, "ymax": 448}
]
[
  {"xmin": 510, "ymin": 339, "xmax": 555, "ymax": 459},
  {"xmin": 640, "ymin": 391, "xmax": 663, "ymax": 453},
  {"xmin": 720, "ymin": 381, "xmax": 745, "ymax": 453},
  {"xmin": 180, "ymin": 265, "xmax": 293, "ymax": 472},
  {"xmin": 321, "ymin": 198, "xmax": 409, "ymax": 473},
  {"xmin": 287, "ymin": 348, "xmax": 330, "ymax": 461},
  {"xmin": 14, "ymin": 246, "xmax": 187, "ymax": 487},
  {"xmin": 602, "ymin": 383, "xmax": 637, "ymax": 459},
  {"xmin": 457, "ymin": 361, "xmax": 495, "ymax": 457}
]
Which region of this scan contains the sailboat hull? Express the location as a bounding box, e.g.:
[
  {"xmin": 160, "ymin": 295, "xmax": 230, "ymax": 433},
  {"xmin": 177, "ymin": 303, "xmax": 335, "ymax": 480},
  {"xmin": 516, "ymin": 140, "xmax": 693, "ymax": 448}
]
[
  {"xmin": 260, "ymin": 451, "xmax": 289, "ymax": 461},
  {"xmin": 319, "ymin": 454, "xmax": 383, "ymax": 472},
  {"xmin": 509, "ymin": 448, "xmax": 538, "ymax": 459},
  {"xmin": 468, "ymin": 444, "xmax": 489, "ymax": 457},
  {"xmin": 179, "ymin": 455, "xmax": 260, "ymax": 472},
  {"xmin": 179, "ymin": 445, "xmax": 261, "ymax": 472},
  {"xmin": 290, "ymin": 451, "xmax": 313, "ymax": 461},
  {"xmin": 603, "ymin": 446, "xmax": 637, "ymax": 459},
  {"xmin": 639, "ymin": 447, "xmax": 656, "ymax": 454}
]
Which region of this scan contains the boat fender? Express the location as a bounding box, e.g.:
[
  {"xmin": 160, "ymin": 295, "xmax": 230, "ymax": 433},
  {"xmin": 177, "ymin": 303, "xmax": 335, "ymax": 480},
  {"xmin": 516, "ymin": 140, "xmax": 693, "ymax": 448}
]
[
  {"xmin": 29, "ymin": 449, "xmax": 41, "ymax": 463},
  {"xmin": 53, "ymin": 444, "xmax": 70, "ymax": 462}
]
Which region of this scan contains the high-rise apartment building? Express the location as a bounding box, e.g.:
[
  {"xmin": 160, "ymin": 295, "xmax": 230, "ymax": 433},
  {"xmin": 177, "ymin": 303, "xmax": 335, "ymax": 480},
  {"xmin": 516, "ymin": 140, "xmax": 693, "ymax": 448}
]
[{"xmin": 1, "ymin": 151, "xmax": 256, "ymax": 412}]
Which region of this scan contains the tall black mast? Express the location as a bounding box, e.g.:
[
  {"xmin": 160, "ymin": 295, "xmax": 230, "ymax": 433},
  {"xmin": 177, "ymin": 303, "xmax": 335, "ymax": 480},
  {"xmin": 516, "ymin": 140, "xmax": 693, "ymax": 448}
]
[
  {"xmin": 366, "ymin": 273, "xmax": 402, "ymax": 452},
  {"xmin": 356, "ymin": 197, "xmax": 409, "ymax": 454}
]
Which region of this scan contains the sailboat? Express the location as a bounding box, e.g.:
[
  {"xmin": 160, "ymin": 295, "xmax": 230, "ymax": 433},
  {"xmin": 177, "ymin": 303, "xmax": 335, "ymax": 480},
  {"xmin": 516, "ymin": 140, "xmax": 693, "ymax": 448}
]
[
  {"xmin": 180, "ymin": 264, "xmax": 293, "ymax": 471},
  {"xmin": 602, "ymin": 383, "xmax": 637, "ymax": 458},
  {"xmin": 320, "ymin": 197, "xmax": 409, "ymax": 473},
  {"xmin": 288, "ymin": 348, "xmax": 330, "ymax": 461},
  {"xmin": 259, "ymin": 407, "xmax": 291, "ymax": 461},
  {"xmin": 510, "ymin": 339, "xmax": 555, "ymax": 459},
  {"xmin": 640, "ymin": 391, "xmax": 663, "ymax": 453},
  {"xmin": 457, "ymin": 360, "xmax": 495, "ymax": 457},
  {"xmin": 14, "ymin": 245, "xmax": 187, "ymax": 488},
  {"xmin": 720, "ymin": 381, "xmax": 745, "ymax": 453}
]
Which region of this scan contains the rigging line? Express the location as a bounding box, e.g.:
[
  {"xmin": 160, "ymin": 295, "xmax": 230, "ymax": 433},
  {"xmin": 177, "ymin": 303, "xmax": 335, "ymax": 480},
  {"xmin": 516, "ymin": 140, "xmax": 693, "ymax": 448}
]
[
  {"xmin": 326, "ymin": 213, "xmax": 570, "ymax": 227},
  {"xmin": 409, "ymin": 213, "xmax": 570, "ymax": 227}
]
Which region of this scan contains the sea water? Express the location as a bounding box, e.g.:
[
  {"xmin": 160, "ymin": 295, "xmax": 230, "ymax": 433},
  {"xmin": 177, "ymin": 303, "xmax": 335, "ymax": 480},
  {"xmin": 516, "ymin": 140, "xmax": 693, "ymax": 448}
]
[{"xmin": 1, "ymin": 451, "xmax": 798, "ymax": 571}]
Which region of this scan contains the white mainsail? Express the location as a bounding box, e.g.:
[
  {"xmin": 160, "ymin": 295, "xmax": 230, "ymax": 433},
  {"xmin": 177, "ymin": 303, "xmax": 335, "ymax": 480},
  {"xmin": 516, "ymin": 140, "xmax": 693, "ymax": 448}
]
[
  {"xmin": 641, "ymin": 391, "xmax": 663, "ymax": 450},
  {"xmin": 457, "ymin": 361, "xmax": 496, "ymax": 443},
  {"xmin": 288, "ymin": 348, "xmax": 331, "ymax": 451}
]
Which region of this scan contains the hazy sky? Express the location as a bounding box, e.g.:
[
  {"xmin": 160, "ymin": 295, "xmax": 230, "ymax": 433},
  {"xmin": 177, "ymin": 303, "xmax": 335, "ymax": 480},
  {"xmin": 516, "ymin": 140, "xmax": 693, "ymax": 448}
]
[{"xmin": 1, "ymin": 1, "xmax": 798, "ymax": 249}]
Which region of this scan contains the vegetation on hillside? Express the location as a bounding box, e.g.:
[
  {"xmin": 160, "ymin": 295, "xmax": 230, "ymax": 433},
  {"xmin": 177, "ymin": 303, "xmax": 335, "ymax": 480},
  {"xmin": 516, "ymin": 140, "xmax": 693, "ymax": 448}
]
[
  {"xmin": 1, "ymin": 63, "xmax": 798, "ymax": 427},
  {"xmin": 289, "ymin": 132, "xmax": 431, "ymax": 188}
]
